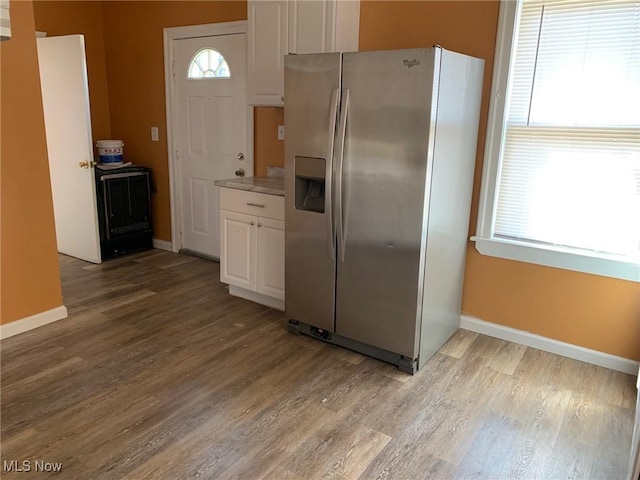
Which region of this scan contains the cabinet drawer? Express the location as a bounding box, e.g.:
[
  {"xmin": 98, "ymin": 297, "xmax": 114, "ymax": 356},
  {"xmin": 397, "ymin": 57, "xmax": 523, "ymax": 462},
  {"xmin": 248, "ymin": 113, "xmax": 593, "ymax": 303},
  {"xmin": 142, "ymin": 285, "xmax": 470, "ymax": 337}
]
[{"xmin": 220, "ymin": 188, "xmax": 284, "ymax": 221}]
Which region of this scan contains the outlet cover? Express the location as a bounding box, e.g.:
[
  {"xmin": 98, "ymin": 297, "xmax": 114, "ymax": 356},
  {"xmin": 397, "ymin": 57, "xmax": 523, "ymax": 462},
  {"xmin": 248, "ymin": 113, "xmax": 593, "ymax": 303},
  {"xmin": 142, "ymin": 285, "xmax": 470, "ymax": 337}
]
[
  {"xmin": 151, "ymin": 126, "xmax": 159, "ymax": 142},
  {"xmin": 277, "ymin": 125, "xmax": 285, "ymax": 141}
]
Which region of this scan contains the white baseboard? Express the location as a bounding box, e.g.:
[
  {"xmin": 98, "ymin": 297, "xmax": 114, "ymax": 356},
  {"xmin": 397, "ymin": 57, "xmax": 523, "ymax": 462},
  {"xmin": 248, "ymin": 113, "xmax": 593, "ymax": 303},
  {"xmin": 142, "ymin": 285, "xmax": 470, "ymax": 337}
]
[
  {"xmin": 460, "ymin": 314, "xmax": 639, "ymax": 375},
  {"xmin": 1, "ymin": 305, "xmax": 68, "ymax": 340},
  {"xmin": 152, "ymin": 238, "xmax": 173, "ymax": 251},
  {"xmin": 229, "ymin": 285, "xmax": 284, "ymax": 311}
]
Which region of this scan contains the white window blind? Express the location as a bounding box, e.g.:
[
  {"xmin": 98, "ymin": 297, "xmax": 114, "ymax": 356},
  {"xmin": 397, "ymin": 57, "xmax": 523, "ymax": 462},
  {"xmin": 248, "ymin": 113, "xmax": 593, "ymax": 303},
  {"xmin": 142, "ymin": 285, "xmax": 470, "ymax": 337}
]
[{"xmin": 495, "ymin": 0, "xmax": 640, "ymax": 258}]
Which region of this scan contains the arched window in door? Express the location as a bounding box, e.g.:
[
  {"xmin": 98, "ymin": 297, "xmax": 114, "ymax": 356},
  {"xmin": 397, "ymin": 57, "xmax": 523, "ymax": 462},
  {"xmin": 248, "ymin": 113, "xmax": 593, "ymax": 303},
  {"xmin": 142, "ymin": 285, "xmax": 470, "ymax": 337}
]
[{"xmin": 187, "ymin": 48, "xmax": 230, "ymax": 79}]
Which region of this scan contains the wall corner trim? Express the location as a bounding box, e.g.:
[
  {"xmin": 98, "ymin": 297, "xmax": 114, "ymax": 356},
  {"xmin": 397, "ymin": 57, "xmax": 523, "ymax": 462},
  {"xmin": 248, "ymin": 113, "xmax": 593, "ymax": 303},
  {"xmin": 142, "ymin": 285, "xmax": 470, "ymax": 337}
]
[
  {"xmin": 152, "ymin": 238, "xmax": 173, "ymax": 251},
  {"xmin": 1, "ymin": 305, "xmax": 68, "ymax": 340},
  {"xmin": 460, "ymin": 314, "xmax": 639, "ymax": 375}
]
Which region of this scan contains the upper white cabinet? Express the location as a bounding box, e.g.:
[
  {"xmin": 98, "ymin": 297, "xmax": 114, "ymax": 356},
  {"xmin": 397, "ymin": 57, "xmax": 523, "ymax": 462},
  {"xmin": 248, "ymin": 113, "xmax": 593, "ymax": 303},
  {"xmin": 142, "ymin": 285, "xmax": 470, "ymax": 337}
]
[
  {"xmin": 248, "ymin": 0, "xmax": 360, "ymax": 106},
  {"xmin": 248, "ymin": 1, "xmax": 288, "ymax": 106},
  {"xmin": 288, "ymin": 0, "xmax": 360, "ymax": 55}
]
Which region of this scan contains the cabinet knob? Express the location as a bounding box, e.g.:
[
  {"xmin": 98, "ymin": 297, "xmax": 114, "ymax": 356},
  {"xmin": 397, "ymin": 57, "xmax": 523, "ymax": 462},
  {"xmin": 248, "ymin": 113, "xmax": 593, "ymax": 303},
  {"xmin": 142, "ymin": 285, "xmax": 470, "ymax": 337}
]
[
  {"xmin": 250, "ymin": 221, "xmax": 255, "ymax": 226},
  {"xmin": 258, "ymin": 223, "xmax": 262, "ymax": 227}
]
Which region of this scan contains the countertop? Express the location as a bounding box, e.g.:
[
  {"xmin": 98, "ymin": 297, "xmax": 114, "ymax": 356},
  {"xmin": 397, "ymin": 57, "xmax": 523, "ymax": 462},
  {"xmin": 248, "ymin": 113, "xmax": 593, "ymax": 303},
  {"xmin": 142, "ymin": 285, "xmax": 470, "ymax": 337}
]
[{"xmin": 214, "ymin": 176, "xmax": 285, "ymax": 197}]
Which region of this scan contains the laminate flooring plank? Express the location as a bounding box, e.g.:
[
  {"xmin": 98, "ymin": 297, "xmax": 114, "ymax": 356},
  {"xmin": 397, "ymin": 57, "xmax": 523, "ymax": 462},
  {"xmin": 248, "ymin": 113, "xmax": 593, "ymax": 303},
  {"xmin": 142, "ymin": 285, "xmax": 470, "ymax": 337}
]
[
  {"xmin": 317, "ymin": 359, "xmax": 394, "ymax": 414},
  {"xmin": 216, "ymin": 404, "xmax": 341, "ymax": 480},
  {"xmin": 0, "ymin": 427, "xmax": 40, "ymax": 460},
  {"xmin": 485, "ymin": 339, "xmax": 527, "ymax": 375},
  {"xmin": 420, "ymin": 369, "xmax": 509, "ymax": 466},
  {"xmin": 0, "ymin": 342, "xmax": 69, "ymax": 382},
  {"xmin": 67, "ymin": 288, "xmax": 157, "ymax": 317},
  {"xmin": 357, "ymin": 399, "xmax": 454, "ymax": 480},
  {"xmin": 252, "ymin": 464, "xmax": 305, "ymax": 480},
  {"xmin": 456, "ymin": 411, "xmax": 522, "ymax": 479},
  {"xmin": 119, "ymin": 382, "xmax": 286, "ymax": 480},
  {"xmin": 588, "ymin": 402, "xmax": 634, "ymax": 480},
  {"xmin": 507, "ymin": 384, "xmax": 573, "ymax": 480},
  {"xmin": 359, "ymin": 353, "xmax": 461, "ymax": 437},
  {"xmin": 599, "ymin": 367, "xmax": 637, "ymax": 409},
  {"xmin": 313, "ymin": 424, "xmax": 392, "ymax": 479},
  {"xmin": 494, "ymin": 347, "xmax": 571, "ymax": 423},
  {"xmin": 539, "ymin": 435, "xmax": 594, "ymax": 480},
  {"xmin": 1, "ymin": 356, "xmax": 88, "ymax": 400},
  {"xmin": 438, "ymin": 328, "xmax": 479, "ymax": 359}
]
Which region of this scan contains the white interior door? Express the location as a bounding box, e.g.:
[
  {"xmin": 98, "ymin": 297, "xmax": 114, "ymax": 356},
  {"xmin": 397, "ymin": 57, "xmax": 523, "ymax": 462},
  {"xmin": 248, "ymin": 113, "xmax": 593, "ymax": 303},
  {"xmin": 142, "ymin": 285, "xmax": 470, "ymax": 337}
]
[
  {"xmin": 37, "ymin": 35, "xmax": 101, "ymax": 264},
  {"xmin": 174, "ymin": 34, "xmax": 247, "ymax": 258}
]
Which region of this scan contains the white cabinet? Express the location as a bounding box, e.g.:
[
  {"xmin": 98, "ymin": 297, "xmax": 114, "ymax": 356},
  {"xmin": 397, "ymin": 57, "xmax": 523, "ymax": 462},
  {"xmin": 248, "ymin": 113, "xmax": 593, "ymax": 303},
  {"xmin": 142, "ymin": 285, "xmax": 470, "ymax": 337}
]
[
  {"xmin": 219, "ymin": 188, "xmax": 285, "ymax": 309},
  {"xmin": 288, "ymin": 0, "xmax": 360, "ymax": 55},
  {"xmin": 248, "ymin": 1, "xmax": 288, "ymax": 106},
  {"xmin": 247, "ymin": 0, "xmax": 360, "ymax": 106},
  {"xmin": 220, "ymin": 210, "xmax": 256, "ymax": 291},
  {"xmin": 256, "ymin": 217, "xmax": 285, "ymax": 299}
]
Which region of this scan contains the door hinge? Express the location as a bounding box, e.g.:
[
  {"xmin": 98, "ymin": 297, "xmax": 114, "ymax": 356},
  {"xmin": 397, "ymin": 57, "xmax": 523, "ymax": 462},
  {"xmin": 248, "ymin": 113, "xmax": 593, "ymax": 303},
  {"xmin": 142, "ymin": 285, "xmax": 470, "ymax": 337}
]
[{"xmin": 172, "ymin": 59, "xmax": 176, "ymax": 84}]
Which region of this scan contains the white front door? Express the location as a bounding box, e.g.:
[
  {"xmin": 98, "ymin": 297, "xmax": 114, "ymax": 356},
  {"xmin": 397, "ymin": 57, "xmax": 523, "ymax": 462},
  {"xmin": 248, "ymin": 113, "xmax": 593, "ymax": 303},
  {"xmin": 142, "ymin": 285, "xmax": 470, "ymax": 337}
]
[
  {"xmin": 173, "ymin": 34, "xmax": 247, "ymax": 259},
  {"xmin": 37, "ymin": 35, "xmax": 102, "ymax": 264}
]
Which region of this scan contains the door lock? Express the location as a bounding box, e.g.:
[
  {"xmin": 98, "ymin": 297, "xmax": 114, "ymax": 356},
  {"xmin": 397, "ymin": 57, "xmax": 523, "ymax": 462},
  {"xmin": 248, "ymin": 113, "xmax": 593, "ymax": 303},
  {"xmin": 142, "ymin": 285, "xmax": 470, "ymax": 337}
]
[
  {"xmin": 237, "ymin": 152, "xmax": 245, "ymax": 161},
  {"xmin": 235, "ymin": 168, "xmax": 245, "ymax": 177}
]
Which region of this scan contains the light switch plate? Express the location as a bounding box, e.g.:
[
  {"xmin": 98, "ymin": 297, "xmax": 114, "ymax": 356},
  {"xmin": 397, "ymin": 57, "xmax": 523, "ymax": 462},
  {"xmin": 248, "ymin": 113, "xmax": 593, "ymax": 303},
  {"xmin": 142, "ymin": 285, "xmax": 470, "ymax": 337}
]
[
  {"xmin": 277, "ymin": 125, "xmax": 285, "ymax": 141},
  {"xmin": 151, "ymin": 126, "xmax": 159, "ymax": 142}
]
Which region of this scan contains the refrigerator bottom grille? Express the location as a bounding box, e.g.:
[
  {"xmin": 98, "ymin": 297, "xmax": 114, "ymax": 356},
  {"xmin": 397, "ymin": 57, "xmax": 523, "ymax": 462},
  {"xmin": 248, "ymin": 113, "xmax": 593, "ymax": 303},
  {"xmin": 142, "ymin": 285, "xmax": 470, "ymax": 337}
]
[{"xmin": 287, "ymin": 320, "xmax": 418, "ymax": 375}]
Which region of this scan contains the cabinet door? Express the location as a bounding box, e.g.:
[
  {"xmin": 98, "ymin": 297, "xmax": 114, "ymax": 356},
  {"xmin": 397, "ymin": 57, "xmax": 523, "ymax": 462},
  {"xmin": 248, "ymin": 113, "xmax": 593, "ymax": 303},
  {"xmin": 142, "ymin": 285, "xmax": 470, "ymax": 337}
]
[
  {"xmin": 220, "ymin": 210, "xmax": 257, "ymax": 290},
  {"xmin": 256, "ymin": 217, "xmax": 285, "ymax": 300},
  {"xmin": 288, "ymin": 0, "xmax": 336, "ymax": 54},
  {"xmin": 288, "ymin": 0, "xmax": 360, "ymax": 54},
  {"xmin": 248, "ymin": 0, "xmax": 287, "ymax": 106}
]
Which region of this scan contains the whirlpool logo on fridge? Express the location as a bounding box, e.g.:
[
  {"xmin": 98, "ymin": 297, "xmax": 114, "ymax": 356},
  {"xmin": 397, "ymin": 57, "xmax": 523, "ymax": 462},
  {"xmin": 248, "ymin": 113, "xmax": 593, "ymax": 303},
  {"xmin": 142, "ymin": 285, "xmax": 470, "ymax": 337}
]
[{"xmin": 403, "ymin": 59, "xmax": 420, "ymax": 68}]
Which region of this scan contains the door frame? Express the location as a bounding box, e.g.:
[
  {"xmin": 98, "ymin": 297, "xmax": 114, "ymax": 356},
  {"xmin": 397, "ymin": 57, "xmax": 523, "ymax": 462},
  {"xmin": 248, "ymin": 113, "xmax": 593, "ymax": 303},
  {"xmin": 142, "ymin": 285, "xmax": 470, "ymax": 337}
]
[{"xmin": 163, "ymin": 21, "xmax": 252, "ymax": 253}]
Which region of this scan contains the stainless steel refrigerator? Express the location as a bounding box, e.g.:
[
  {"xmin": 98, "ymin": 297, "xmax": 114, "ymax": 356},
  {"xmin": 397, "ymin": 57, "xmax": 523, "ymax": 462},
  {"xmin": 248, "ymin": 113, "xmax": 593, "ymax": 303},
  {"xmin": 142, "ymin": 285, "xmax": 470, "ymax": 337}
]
[{"xmin": 284, "ymin": 47, "xmax": 484, "ymax": 374}]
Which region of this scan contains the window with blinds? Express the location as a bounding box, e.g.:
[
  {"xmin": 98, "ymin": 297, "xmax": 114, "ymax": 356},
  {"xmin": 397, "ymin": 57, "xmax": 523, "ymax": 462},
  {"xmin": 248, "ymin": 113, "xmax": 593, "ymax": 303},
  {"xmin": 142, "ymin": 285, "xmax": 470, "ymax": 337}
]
[{"xmin": 494, "ymin": 0, "xmax": 640, "ymax": 258}]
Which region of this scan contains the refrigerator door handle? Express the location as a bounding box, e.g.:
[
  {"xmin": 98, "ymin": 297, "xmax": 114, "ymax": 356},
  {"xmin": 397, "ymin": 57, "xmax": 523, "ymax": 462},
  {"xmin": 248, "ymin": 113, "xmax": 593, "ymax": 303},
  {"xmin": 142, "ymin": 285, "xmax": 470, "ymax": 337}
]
[
  {"xmin": 326, "ymin": 88, "xmax": 339, "ymax": 260},
  {"xmin": 335, "ymin": 88, "xmax": 349, "ymax": 262}
]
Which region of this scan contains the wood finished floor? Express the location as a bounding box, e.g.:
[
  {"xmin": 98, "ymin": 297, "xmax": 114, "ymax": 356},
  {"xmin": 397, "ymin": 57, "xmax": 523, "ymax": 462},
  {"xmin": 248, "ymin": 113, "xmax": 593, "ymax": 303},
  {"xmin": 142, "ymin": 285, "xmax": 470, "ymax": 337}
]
[{"xmin": 1, "ymin": 249, "xmax": 635, "ymax": 479}]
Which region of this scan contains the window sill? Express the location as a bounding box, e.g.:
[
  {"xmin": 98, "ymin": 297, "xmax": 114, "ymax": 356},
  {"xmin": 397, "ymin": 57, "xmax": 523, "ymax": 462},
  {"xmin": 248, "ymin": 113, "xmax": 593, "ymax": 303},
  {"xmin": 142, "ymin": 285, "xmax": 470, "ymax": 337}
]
[{"xmin": 471, "ymin": 236, "xmax": 640, "ymax": 283}]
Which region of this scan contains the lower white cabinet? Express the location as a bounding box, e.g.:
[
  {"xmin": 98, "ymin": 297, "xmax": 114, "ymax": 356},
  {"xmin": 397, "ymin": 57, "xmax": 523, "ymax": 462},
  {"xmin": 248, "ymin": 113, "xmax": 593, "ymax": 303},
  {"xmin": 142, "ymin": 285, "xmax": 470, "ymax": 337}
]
[
  {"xmin": 219, "ymin": 188, "xmax": 284, "ymax": 309},
  {"xmin": 220, "ymin": 210, "xmax": 256, "ymax": 291}
]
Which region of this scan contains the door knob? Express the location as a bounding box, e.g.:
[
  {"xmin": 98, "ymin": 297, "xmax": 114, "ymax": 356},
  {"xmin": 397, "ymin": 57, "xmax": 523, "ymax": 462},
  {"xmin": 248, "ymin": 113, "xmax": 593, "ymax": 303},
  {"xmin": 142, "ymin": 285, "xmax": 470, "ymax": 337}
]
[
  {"xmin": 235, "ymin": 168, "xmax": 245, "ymax": 177},
  {"xmin": 79, "ymin": 161, "xmax": 94, "ymax": 169},
  {"xmin": 237, "ymin": 152, "xmax": 245, "ymax": 161}
]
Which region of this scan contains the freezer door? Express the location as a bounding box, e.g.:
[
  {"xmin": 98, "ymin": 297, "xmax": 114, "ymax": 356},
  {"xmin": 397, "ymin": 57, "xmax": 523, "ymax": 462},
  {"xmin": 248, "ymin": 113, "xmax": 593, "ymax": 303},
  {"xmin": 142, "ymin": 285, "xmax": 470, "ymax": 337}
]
[
  {"xmin": 335, "ymin": 48, "xmax": 438, "ymax": 358},
  {"xmin": 284, "ymin": 53, "xmax": 341, "ymax": 332}
]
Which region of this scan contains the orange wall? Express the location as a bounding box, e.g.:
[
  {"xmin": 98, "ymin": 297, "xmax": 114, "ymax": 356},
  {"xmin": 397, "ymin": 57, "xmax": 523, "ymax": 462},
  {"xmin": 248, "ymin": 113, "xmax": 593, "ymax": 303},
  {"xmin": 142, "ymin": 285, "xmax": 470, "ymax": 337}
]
[
  {"xmin": 0, "ymin": 0, "xmax": 63, "ymax": 324},
  {"xmin": 359, "ymin": 0, "xmax": 639, "ymax": 361},
  {"xmin": 254, "ymin": 107, "xmax": 284, "ymax": 177},
  {"xmin": 101, "ymin": 1, "xmax": 247, "ymax": 241},
  {"xmin": 33, "ymin": 0, "xmax": 111, "ymax": 142}
]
